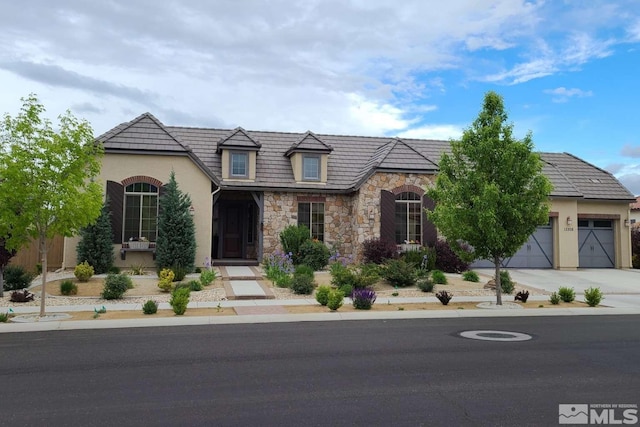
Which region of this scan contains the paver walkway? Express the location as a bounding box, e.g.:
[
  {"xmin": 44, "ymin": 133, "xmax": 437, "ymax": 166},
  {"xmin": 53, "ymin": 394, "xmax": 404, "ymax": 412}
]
[{"xmin": 219, "ymin": 265, "xmax": 274, "ymax": 300}]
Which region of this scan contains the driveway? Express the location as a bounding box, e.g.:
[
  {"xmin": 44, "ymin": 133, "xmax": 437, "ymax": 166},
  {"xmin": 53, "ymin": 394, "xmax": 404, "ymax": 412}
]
[{"xmin": 475, "ymin": 268, "xmax": 640, "ymax": 308}]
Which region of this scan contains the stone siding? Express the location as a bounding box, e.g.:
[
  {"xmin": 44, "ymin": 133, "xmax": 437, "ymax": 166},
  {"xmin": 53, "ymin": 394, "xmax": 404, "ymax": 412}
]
[
  {"xmin": 261, "ymin": 172, "xmax": 435, "ymax": 261},
  {"xmin": 262, "ymin": 191, "xmax": 355, "ymax": 257}
]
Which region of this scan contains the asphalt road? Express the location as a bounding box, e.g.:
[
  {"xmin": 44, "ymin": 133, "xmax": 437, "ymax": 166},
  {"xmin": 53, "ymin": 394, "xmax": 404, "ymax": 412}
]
[{"xmin": 1, "ymin": 315, "xmax": 639, "ymax": 426}]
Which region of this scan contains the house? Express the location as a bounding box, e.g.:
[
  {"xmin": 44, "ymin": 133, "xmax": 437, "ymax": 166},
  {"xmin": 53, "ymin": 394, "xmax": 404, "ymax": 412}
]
[
  {"xmin": 631, "ymin": 196, "xmax": 640, "ymax": 228},
  {"xmin": 61, "ymin": 113, "xmax": 636, "ymax": 270}
]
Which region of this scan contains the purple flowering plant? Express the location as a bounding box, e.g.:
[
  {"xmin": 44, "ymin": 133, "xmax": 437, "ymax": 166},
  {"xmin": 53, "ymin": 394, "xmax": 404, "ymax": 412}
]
[{"xmin": 352, "ymin": 288, "xmax": 377, "ymax": 310}]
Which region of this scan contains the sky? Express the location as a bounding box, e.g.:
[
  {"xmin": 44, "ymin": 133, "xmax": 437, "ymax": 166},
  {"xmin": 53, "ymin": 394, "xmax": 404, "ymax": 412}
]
[{"xmin": 1, "ymin": 0, "xmax": 639, "ymax": 196}]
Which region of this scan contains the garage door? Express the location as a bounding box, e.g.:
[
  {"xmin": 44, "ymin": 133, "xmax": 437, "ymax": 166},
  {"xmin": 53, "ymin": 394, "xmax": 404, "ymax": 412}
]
[
  {"xmin": 578, "ymin": 219, "xmax": 614, "ymax": 268},
  {"xmin": 471, "ymin": 223, "xmax": 554, "ymax": 269}
]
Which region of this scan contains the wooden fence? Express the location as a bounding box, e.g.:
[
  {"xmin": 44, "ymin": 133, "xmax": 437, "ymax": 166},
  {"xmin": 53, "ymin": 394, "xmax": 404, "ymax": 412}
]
[{"xmin": 9, "ymin": 236, "xmax": 64, "ymax": 272}]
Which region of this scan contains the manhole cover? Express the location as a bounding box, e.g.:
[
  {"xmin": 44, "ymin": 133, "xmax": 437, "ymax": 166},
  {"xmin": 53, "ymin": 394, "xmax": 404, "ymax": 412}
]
[{"xmin": 459, "ymin": 330, "xmax": 532, "ymax": 342}]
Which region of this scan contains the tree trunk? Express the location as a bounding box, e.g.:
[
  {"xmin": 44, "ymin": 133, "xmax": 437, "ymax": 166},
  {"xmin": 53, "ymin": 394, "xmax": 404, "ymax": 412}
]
[
  {"xmin": 39, "ymin": 234, "xmax": 48, "ymax": 317},
  {"xmin": 494, "ymin": 256, "xmax": 502, "ymax": 305}
]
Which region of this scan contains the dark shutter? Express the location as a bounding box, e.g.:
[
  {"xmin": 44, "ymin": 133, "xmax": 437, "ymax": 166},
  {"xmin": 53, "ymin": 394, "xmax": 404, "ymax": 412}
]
[
  {"xmin": 380, "ymin": 190, "xmax": 395, "ymax": 243},
  {"xmin": 106, "ymin": 181, "xmax": 124, "ymax": 244},
  {"xmin": 422, "ymin": 194, "xmax": 437, "ymax": 247}
]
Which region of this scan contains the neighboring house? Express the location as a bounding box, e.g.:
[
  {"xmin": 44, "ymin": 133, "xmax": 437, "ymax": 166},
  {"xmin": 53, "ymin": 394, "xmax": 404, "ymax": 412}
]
[
  {"xmin": 61, "ymin": 113, "xmax": 636, "ymax": 270},
  {"xmin": 631, "ymin": 196, "xmax": 640, "ymax": 228}
]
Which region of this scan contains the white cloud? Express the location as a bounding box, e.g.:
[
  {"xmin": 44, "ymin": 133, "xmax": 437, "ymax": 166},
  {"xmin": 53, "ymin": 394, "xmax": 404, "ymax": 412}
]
[
  {"xmin": 543, "ymin": 87, "xmax": 593, "ymax": 103},
  {"xmin": 397, "ymin": 125, "xmax": 463, "ymax": 140}
]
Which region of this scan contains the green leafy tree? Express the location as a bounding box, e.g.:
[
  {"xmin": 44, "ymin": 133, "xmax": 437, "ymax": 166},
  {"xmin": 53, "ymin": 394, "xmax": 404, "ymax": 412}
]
[
  {"xmin": 427, "ymin": 91, "xmax": 552, "ymax": 305},
  {"xmin": 76, "ymin": 198, "xmax": 114, "ymax": 274},
  {"xmin": 155, "ymin": 171, "xmax": 196, "ymax": 274},
  {"xmin": 0, "ymin": 94, "xmax": 103, "ymax": 315}
]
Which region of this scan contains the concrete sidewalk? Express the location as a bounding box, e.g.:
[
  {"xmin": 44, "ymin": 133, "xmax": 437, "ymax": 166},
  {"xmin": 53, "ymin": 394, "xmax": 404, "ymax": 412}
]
[{"xmin": 3, "ymin": 294, "xmax": 640, "ymax": 334}]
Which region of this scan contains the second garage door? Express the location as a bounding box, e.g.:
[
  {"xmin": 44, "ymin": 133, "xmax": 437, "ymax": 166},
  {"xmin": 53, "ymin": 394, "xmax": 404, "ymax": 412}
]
[
  {"xmin": 471, "ymin": 223, "xmax": 554, "ymax": 269},
  {"xmin": 578, "ymin": 219, "xmax": 615, "ymax": 268}
]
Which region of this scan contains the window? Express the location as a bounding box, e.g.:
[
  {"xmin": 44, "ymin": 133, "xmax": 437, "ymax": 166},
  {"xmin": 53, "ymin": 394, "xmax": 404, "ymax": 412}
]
[
  {"xmin": 230, "ymin": 152, "xmax": 248, "ymax": 178},
  {"xmin": 302, "ymin": 155, "xmax": 320, "ymax": 181},
  {"xmin": 395, "ymin": 192, "xmax": 421, "ymax": 244},
  {"xmin": 124, "ymin": 182, "xmax": 158, "ymax": 242},
  {"xmin": 298, "ymin": 202, "xmax": 325, "ymax": 242}
]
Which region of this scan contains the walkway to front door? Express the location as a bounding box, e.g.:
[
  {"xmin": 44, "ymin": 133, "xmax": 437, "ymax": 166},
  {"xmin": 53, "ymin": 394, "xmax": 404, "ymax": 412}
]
[{"xmin": 220, "ymin": 265, "xmax": 274, "ymax": 300}]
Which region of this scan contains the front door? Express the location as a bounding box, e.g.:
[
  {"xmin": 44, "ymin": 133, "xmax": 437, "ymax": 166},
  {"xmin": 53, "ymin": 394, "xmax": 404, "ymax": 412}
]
[{"xmin": 222, "ymin": 205, "xmax": 243, "ymax": 258}]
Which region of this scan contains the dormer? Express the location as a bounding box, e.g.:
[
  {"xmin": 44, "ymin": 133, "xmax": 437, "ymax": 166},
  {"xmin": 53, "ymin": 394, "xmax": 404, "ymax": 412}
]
[
  {"xmin": 216, "ymin": 127, "xmax": 261, "ymax": 181},
  {"xmin": 285, "ymin": 131, "xmax": 333, "ymax": 184}
]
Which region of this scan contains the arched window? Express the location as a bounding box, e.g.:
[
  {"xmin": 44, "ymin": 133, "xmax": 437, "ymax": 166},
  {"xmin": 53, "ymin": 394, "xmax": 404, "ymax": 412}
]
[
  {"xmin": 395, "ymin": 192, "xmax": 421, "ymax": 244},
  {"xmin": 124, "ymin": 182, "xmax": 159, "ymax": 242}
]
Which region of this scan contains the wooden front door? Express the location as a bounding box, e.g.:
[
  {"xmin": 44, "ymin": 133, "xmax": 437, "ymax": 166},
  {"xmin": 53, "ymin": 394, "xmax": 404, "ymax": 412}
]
[{"xmin": 222, "ymin": 205, "xmax": 243, "ymax": 258}]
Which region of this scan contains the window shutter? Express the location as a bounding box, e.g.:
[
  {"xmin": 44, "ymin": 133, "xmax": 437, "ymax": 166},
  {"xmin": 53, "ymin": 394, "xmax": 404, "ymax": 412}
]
[
  {"xmin": 380, "ymin": 190, "xmax": 395, "ymax": 243},
  {"xmin": 422, "ymin": 194, "xmax": 437, "ymax": 246},
  {"xmin": 106, "ymin": 181, "xmax": 124, "ymax": 244}
]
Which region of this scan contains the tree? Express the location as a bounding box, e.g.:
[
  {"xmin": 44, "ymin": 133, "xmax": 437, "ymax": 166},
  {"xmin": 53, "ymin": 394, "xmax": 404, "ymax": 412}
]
[
  {"xmin": 0, "ymin": 94, "xmax": 103, "ymax": 316},
  {"xmin": 427, "ymin": 91, "xmax": 552, "ymax": 305},
  {"xmin": 155, "ymin": 171, "xmax": 196, "ymax": 276},
  {"xmin": 76, "ymin": 198, "xmax": 114, "ymax": 274}
]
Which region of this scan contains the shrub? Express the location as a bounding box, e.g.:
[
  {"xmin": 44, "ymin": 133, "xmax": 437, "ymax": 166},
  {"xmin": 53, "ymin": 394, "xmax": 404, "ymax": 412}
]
[
  {"xmin": 330, "ymin": 262, "xmax": 357, "ymax": 289},
  {"xmin": 584, "ymin": 287, "xmax": 603, "ymax": 307},
  {"xmin": 101, "ymin": 274, "xmax": 132, "ymax": 300},
  {"xmin": 315, "ymin": 285, "xmax": 331, "ymax": 306},
  {"xmin": 381, "ymin": 259, "xmax": 417, "ymax": 288},
  {"xmin": 327, "ymin": 289, "xmax": 344, "ymax": 311},
  {"xmin": 0, "ymin": 312, "xmax": 8, "ymax": 322},
  {"xmin": 290, "ymin": 274, "xmax": 315, "ymax": 295},
  {"xmin": 462, "ymin": 270, "xmax": 480, "ymax": 282},
  {"xmin": 158, "ymin": 268, "xmax": 175, "ymax": 292},
  {"xmin": 514, "ymin": 290, "xmax": 529, "ymax": 303},
  {"xmin": 435, "ymin": 290, "xmax": 453, "ymax": 305},
  {"xmin": 279, "ymin": 225, "xmax": 311, "ymax": 264},
  {"xmin": 633, "ymin": 254, "xmax": 640, "ymax": 269},
  {"xmin": 500, "ymin": 271, "xmax": 514, "ymax": 294},
  {"xmin": 294, "ymin": 264, "xmax": 315, "ymax": 279},
  {"xmin": 74, "ymin": 261, "xmax": 94, "ymax": 282},
  {"xmin": 188, "ymin": 280, "xmax": 203, "ymax": 291},
  {"xmin": 170, "ymin": 263, "xmax": 189, "ymax": 282},
  {"xmin": 434, "ymin": 239, "xmax": 471, "ymax": 273},
  {"xmin": 76, "ymin": 200, "xmax": 114, "ymax": 274},
  {"xmin": 263, "ymin": 250, "xmax": 294, "ymax": 284},
  {"xmin": 362, "ymin": 238, "xmax": 397, "ymax": 264},
  {"xmin": 60, "ymin": 280, "xmax": 78, "ymax": 296},
  {"xmin": 108, "ymin": 266, "xmax": 121, "ymax": 274},
  {"xmin": 352, "ymin": 288, "xmax": 377, "ymax": 310},
  {"xmin": 299, "ymin": 240, "xmax": 330, "ymax": 271},
  {"xmin": 3, "ymin": 265, "xmax": 34, "ymax": 291},
  {"xmin": 129, "ymin": 263, "xmax": 145, "ymax": 275},
  {"xmin": 338, "ymin": 283, "xmax": 353, "ymax": 298},
  {"xmin": 558, "ymin": 286, "xmax": 575, "ymax": 303},
  {"xmin": 142, "ymin": 299, "xmax": 158, "ymax": 315},
  {"xmin": 431, "ymin": 270, "xmax": 447, "ymax": 285},
  {"xmin": 417, "ymin": 278, "xmax": 435, "ymax": 293},
  {"xmin": 273, "ymin": 272, "xmax": 292, "ymax": 288},
  {"xmin": 631, "ymin": 227, "xmax": 640, "ymax": 258},
  {"xmin": 356, "ymin": 263, "xmax": 381, "ymax": 288},
  {"xmin": 549, "ymin": 292, "xmax": 560, "ymax": 305},
  {"xmin": 10, "ymin": 289, "xmax": 35, "ymax": 302},
  {"xmin": 402, "ymin": 247, "xmax": 430, "ymax": 266},
  {"xmin": 200, "ymin": 269, "xmax": 216, "ymax": 286},
  {"xmin": 170, "ymin": 287, "xmax": 190, "ymax": 315}
]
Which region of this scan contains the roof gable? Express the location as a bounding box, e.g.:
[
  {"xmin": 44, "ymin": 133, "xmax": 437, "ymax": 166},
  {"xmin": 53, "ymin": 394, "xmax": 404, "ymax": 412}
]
[
  {"xmin": 285, "ymin": 131, "xmax": 333, "ymax": 157},
  {"xmin": 97, "ymin": 113, "xmax": 189, "ymax": 153},
  {"xmin": 216, "ymin": 127, "xmax": 262, "ymax": 153}
]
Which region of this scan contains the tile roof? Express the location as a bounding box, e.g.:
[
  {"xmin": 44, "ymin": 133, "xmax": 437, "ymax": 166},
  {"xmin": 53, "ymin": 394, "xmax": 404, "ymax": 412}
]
[
  {"xmin": 631, "ymin": 196, "xmax": 640, "ymax": 210},
  {"xmin": 285, "ymin": 131, "xmax": 333, "ymax": 156},
  {"xmin": 216, "ymin": 127, "xmax": 262, "ymax": 153},
  {"xmin": 99, "ymin": 113, "xmax": 635, "ymax": 201}
]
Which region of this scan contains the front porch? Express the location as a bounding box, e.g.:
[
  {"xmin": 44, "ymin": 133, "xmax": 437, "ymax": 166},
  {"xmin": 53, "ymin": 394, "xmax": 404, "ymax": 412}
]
[{"xmin": 212, "ymin": 190, "xmax": 263, "ymax": 264}]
